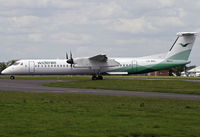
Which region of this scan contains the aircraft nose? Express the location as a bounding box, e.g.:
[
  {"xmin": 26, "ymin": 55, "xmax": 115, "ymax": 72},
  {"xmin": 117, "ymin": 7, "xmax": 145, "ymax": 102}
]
[
  {"xmin": 1, "ymin": 68, "xmax": 9, "ymax": 75},
  {"xmin": 1, "ymin": 69, "xmax": 6, "ymax": 75}
]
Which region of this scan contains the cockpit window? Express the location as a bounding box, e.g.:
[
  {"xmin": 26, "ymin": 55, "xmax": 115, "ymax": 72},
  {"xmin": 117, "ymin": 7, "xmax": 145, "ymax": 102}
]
[{"xmin": 13, "ymin": 62, "xmax": 20, "ymax": 66}]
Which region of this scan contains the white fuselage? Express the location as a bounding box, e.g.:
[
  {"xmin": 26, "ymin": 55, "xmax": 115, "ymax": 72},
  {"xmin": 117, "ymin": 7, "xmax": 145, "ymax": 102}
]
[{"xmin": 1, "ymin": 57, "xmax": 165, "ymax": 75}]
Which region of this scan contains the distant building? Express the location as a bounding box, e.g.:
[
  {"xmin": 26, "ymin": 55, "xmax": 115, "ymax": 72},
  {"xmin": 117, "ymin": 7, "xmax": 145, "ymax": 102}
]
[
  {"xmin": 186, "ymin": 66, "xmax": 200, "ymax": 77},
  {"xmin": 148, "ymin": 69, "xmax": 169, "ymax": 76}
]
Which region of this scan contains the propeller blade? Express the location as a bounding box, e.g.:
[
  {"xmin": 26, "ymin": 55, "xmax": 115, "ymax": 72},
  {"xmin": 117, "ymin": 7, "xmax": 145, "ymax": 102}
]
[
  {"xmin": 70, "ymin": 51, "xmax": 72, "ymax": 59},
  {"xmin": 66, "ymin": 52, "xmax": 68, "ymax": 59},
  {"xmin": 66, "ymin": 51, "xmax": 74, "ymax": 67}
]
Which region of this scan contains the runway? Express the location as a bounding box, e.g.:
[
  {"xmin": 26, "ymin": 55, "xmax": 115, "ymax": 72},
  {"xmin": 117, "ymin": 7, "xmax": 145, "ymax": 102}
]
[{"xmin": 0, "ymin": 79, "xmax": 200, "ymax": 100}]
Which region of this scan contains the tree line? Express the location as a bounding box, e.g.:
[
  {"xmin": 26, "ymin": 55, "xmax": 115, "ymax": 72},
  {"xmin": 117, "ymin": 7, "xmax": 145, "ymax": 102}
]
[
  {"xmin": 169, "ymin": 65, "xmax": 196, "ymax": 76},
  {"xmin": 0, "ymin": 60, "xmax": 16, "ymax": 74}
]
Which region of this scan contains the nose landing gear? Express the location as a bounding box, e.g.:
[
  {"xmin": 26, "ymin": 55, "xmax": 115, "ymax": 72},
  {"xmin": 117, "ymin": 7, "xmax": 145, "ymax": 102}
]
[{"xmin": 10, "ymin": 76, "xmax": 15, "ymax": 80}]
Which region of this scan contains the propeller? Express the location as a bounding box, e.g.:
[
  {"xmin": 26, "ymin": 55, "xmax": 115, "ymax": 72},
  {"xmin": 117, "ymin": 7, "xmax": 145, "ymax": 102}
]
[
  {"xmin": 66, "ymin": 52, "xmax": 68, "ymax": 60},
  {"xmin": 66, "ymin": 51, "xmax": 74, "ymax": 68}
]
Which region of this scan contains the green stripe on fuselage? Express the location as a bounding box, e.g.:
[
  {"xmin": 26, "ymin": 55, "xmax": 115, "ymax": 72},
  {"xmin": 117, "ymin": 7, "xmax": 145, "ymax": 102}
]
[
  {"xmin": 111, "ymin": 60, "xmax": 188, "ymax": 74},
  {"xmin": 110, "ymin": 50, "xmax": 191, "ymax": 74}
]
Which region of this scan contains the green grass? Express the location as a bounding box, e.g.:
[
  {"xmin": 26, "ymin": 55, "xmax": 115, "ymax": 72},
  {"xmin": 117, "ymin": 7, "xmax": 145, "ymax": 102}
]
[
  {"xmin": 0, "ymin": 91, "xmax": 200, "ymax": 137},
  {"xmin": 45, "ymin": 79, "xmax": 200, "ymax": 95}
]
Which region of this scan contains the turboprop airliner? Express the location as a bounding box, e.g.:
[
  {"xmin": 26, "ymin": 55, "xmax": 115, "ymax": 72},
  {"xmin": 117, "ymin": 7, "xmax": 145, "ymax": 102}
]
[{"xmin": 1, "ymin": 32, "xmax": 198, "ymax": 80}]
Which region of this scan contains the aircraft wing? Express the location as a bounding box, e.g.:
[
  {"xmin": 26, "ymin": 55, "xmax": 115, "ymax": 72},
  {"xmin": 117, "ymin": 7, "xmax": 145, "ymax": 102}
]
[
  {"xmin": 89, "ymin": 54, "xmax": 108, "ymax": 62},
  {"xmin": 74, "ymin": 54, "xmax": 119, "ymax": 69}
]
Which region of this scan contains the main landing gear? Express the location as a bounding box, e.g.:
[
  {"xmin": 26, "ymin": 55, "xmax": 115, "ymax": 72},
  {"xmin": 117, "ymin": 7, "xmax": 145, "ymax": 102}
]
[
  {"xmin": 92, "ymin": 75, "xmax": 103, "ymax": 80},
  {"xmin": 10, "ymin": 76, "xmax": 15, "ymax": 80}
]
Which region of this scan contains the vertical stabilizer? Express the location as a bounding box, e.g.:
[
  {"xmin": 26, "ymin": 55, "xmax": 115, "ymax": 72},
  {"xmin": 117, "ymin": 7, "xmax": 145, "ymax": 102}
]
[{"xmin": 166, "ymin": 32, "xmax": 198, "ymax": 60}]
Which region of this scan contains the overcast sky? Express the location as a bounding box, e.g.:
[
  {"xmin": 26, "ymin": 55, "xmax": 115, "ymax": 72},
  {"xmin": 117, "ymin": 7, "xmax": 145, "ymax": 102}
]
[{"xmin": 0, "ymin": 0, "xmax": 200, "ymax": 65}]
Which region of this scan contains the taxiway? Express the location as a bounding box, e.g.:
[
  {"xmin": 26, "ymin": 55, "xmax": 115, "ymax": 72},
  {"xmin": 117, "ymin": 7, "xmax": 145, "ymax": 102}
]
[{"xmin": 0, "ymin": 79, "xmax": 200, "ymax": 100}]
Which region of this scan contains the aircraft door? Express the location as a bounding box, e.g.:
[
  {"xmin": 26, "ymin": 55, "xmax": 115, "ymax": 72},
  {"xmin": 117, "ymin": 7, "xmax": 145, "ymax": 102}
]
[
  {"xmin": 29, "ymin": 61, "xmax": 35, "ymax": 73},
  {"xmin": 132, "ymin": 60, "xmax": 137, "ymax": 72}
]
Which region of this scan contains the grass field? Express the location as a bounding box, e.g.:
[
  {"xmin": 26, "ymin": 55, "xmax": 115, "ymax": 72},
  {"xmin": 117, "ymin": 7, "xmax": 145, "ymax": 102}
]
[
  {"xmin": 0, "ymin": 91, "xmax": 200, "ymax": 137},
  {"xmin": 45, "ymin": 78, "xmax": 200, "ymax": 95}
]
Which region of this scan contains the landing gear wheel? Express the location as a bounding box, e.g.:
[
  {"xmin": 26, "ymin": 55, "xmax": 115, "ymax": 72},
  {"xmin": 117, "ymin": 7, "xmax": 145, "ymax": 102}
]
[
  {"xmin": 92, "ymin": 75, "xmax": 97, "ymax": 80},
  {"xmin": 10, "ymin": 76, "xmax": 15, "ymax": 80},
  {"xmin": 97, "ymin": 75, "xmax": 103, "ymax": 80},
  {"xmin": 92, "ymin": 75, "xmax": 103, "ymax": 80}
]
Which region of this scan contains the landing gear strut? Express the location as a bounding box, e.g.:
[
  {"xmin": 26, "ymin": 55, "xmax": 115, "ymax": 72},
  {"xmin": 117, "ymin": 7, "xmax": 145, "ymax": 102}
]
[
  {"xmin": 10, "ymin": 76, "xmax": 15, "ymax": 80},
  {"xmin": 92, "ymin": 75, "xmax": 103, "ymax": 80}
]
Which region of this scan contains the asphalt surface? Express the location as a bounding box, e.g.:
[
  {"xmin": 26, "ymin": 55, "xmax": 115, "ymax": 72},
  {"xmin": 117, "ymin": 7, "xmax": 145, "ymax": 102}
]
[{"xmin": 0, "ymin": 79, "xmax": 200, "ymax": 100}]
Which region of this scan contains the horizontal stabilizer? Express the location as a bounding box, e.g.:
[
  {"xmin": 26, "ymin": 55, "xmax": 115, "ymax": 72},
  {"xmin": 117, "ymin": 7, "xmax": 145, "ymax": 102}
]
[{"xmin": 177, "ymin": 32, "xmax": 198, "ymax": 36}]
